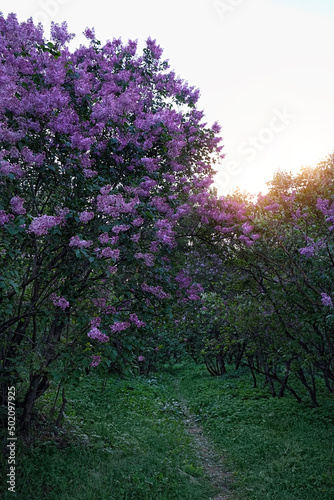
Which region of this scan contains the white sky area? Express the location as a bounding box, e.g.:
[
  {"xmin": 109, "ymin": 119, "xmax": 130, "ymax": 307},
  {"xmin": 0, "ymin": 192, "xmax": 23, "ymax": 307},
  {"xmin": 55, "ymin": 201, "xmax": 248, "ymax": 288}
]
[{"xmin": 2, "ymin": 0, "xmax": 334, "ymax": 196}]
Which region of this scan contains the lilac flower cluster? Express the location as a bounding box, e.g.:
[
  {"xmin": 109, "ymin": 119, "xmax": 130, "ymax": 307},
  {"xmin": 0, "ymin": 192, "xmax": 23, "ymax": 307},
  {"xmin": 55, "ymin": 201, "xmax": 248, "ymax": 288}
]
[
  {"xmin": 112, "ymin": 225, "xmax": 130, "ymax": 234},
  {"xmin": 79, "ymin": 211, "xmax": 95, "ymax": 223},
  {"xmin": 299, "ymin": 237, "xmax": 326, "ymax": 257},
  {"xmin": 100, "ymin": 248, "xmax": 120, "ymax": 259},
  {"xmin": 97, "ymin": 189, "xmax": 138, "ymax": 218},
  {"xmin": 69, "ymin": 235, "xmax": 93, "ymax": 248},
  {"xmin": 155, "ymin": 219, "xmax": 176, "ymax": 247},
  {"xmin": 0, "ymin": 211, "xmax": 14, "ymax": 227},
  {"xmin": 175, "ymin": 271, "xmax": 192, "ymax": 290},
  {"xmin": 91, "ymin": 317, "xmax": 101, "ymax": 328},
  {"xmin": 29, "ymin": 215, "xmax": 64, "ymax": 236},
  {"xmin": 129, "ymin": 313, "xmax": 146, "ymax": 328},
  {"xmin": 110, "ymin": 322, "xmax": 131, "ymax": 333},
  {"xmin": 241, "ymin": 221, "xmax": 253, "ymax": 234},
  {"xmin": 51, "ymin": 294, "xmax": 70, "ymax": 310},
  {"xmin": 238, "ymin": 234, "xmax": 260, "ymax": 247},
  {"xmin": 88, "ymin": 327, "xmax": 109, "ymax": 343},
  {"xmin": 135, "ymin": 252, "xmax": 155, "ymax": 267},
  {"xmin": 317, "ymin": 198, "xmax": 334, "ymax": 230},
  {"xmin": 10, "ymin": 196, "xmax": 26, "ymax": 215},
  {"xmin": 264, "ymin": 203, "xmax": 280, "ymax": 212},
  {"xmin": 132, "ymin": 217, "xmax": 144, "ymax": 227},
  {"xmin": 90, "ymin": 355, "xmax": 101, "ymax": 367},
  {"xmin": 321, "ymin": 293, "xmax": 333, "ymax": 307},
  {"xmin": 141, "ymin": 283, "xmax": 170, "ymax": 299}
]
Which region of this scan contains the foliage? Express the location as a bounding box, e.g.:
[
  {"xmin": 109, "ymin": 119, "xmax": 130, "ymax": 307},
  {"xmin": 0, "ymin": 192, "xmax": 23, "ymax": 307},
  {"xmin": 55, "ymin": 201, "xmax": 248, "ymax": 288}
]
[
  {"xmin": 0, "ymin": 14, "xmax": 224, "ymax": 426},
  {"xmin": 174, "ymin": 155, "xmax": 334, "ymax": 405}
]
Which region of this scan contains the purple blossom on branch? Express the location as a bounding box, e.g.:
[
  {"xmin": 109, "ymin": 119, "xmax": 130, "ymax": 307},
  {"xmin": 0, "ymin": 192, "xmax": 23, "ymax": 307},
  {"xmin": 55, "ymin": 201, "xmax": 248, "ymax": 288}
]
[
  {"xmin": 79, "ymin": 211, "xmax": 95, "ymax": 223},
  {"xmin": 29, "ymin": 215, "xmax": 64, "ymax": 236},
  {"xmin": 321, "ymin": 293, "xmax": 333, "ymax": 307},
  {"xmin": 10, "ymin": 196, "xmax": 26, "ymax": 215},
  {"xmin": 69, "ymin": 235, "xmax": 93, "ymax": 248},
  {"xmin": 129, "ymin": 313, "xmax": 146, "ymax": 328},
  {"xmin": 110, "ymin": 322, "xmax": 131, "ymax": 333},
  {"xmin": 88, "ymin": 327, "xmax": 109, "ymax": 343},
  {"xmin": 50, "ymin": 21, "xmax": 75, "ymax": 46},
  {"xmin": 90, "ymin": 355, "xmax": 101, "ymax": 367},
  {"xmin": 100, "ymin": 247, "xmax": 120, "ymax": 259},
  {"xmin": 51, "ymin": 294, "xmax": 69, "ymax": 310},
  {"xmin": 0, "ymin": 210, "xmax": 14, "ymax": 227}
]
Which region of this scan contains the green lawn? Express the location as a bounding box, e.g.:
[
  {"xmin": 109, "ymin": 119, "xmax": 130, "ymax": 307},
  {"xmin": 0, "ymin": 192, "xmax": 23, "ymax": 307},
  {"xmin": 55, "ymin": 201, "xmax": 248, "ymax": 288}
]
[
  {"xmin": 2, "ymin": 361, "xmax": 334, "ymax": 499},
  {"xmin": 177, "ymin": 363, "xmax": 334, "ymax": 500},
  {"xmin": 4, "ymin": 373, "xmax": 215, "ymax": 500}
]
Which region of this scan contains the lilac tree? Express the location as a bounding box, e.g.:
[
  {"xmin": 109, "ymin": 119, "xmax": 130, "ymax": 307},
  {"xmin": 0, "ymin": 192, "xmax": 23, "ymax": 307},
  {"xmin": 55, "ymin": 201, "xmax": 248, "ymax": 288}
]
[
  {"xmin": 173, "ymin": 157, "xmax": 334, "ymax": 405},
  {"xmin": 0, "ymin": 14, "xmax": 224, "ymax": 426}
]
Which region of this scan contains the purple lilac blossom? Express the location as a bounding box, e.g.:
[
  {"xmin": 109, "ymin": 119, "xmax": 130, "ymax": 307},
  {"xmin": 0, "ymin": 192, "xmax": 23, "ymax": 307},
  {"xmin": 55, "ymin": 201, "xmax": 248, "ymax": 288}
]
[
  {"xmin": 10, "ymin": 196, "xmax": 26, "ymax": 215},
  {"xmin": 79, "ymin": 211, "xmax": 95, "ymax": 223},
  {"xmin": 321, "ymin": 293, "xmax": 333, "ymax": 307},
  {"xmin": 90, "ymin": 355, "xmax": 101, "ymax": 367},
  {"xmin": 69, "ymin": 235, "xmax": 93, "ymax": 248},
  {"xmin": 51, "ymin": 294, "xmax": 69, "ymax": 310},
  {"xmin": 88, "ymin": 327, "xmax": 109, "ymax": 343}
]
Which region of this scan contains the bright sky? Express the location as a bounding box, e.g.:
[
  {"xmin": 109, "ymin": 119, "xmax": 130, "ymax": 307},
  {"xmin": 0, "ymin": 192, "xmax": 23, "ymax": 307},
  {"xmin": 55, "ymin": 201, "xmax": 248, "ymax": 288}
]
[{"xmin": 3, "ymin": 0, "xmax": 334, "ymax": 195}]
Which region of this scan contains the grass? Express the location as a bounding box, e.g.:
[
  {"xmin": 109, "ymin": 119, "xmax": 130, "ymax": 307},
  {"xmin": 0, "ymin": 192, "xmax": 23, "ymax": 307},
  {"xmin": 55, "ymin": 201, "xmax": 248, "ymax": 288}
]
[
  {"xmin": 2, "ymin": 372, "xmax": 215, "ymax": 500},
  {"xmin": 176, "ymin": 362, "xmax": 334, "ymax": 500},
  {"xmin": 2, "ymin": 360, "xmax": 334, "ymax": 499}
]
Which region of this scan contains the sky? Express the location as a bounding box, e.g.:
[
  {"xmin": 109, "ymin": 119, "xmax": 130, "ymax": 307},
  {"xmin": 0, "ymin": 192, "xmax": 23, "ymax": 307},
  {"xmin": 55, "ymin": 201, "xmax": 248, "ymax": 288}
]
[{"xmin": 2, "ymin": 0, "xmax": 334, "ymax": 196}]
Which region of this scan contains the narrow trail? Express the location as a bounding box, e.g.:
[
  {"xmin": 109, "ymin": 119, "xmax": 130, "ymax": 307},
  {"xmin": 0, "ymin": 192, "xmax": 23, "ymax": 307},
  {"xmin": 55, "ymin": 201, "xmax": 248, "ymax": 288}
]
[{"xmin": 173, "ymin": 380, "xmax": 235, "ymax": 500}]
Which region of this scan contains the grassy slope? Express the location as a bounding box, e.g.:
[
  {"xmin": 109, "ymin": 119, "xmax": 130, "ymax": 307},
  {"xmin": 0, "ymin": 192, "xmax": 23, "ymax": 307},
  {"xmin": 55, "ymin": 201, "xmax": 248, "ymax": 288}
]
[{"xmin": 2, "ymin": 361, "xmax": 334, "ymax": 499}]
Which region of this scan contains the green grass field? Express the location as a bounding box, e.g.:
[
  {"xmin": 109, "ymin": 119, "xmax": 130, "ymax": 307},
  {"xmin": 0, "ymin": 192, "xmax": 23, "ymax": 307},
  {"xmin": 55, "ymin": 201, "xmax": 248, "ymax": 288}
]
[
  {"xmin": 177, "ymin": 363, "xmax": 334, "ymax": 500},
  {"xmin": 2, "ymin": 361, "xmax": 334, "ymax": 499}
]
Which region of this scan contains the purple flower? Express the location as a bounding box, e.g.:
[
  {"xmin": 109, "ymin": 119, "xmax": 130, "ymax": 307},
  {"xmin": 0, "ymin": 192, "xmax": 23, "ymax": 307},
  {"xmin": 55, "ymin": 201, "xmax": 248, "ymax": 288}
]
[
  {"xmin": 50, "ymin": 21, "xmax": 75, "ymax": 46},
  {"xmin": 135, "ymin": 252, "xmax": 155, "ymax": 267},
  {"xmin": 299, "ymin": 237, "xmax": 326, "ymax": 257},
  {"xmin": 264, "ymin": 203, "xmax": 280, "ymax": 212},
  {"xmin": 110, "ymin": 322, "xmax": 131, "ymax": 333},
  {"xmin": 112, "ymin": 224, "xmax": 130, "ymax": 234},
  {"xmin": 79, "ymin": 211, "xmax": 95, "ymax": 223},
  {"xmin": 100, "ymin": 248, "xmax": 120, "ymax": 259},
  {"xmin": 321, "ymin": 293, "xmax": 333, "ymax": 307},
  {"xmin": 132, "ymin": 217, "xmax": 144, "ymax": 227},
  {"xmin": 299, "ymin": 246, "xmax": 315, "ymax": 257},
  {"xmin": 241, "ymin": 221, "xmax": 253, "ymax": 235},
  {"xmin": 88, "ymin": 327, "xmax": 109, "ymax": 343},
  {"xmin": 98, "ymin": 232, "xmax": 110, "ymax": 244},
  {"xmin": 141, "ymin": 283, "xmax": 170, "ymax": 300},
  {"xmin": 142, "ymin": 157, "xmax": 159, "ymax": 173},
  {"xmin": 91, "ymin": 317, "xmax": 101, "ymax": 328},
  {"xmin": 90, "ymin": 355, "xmax": 101, "ymax": 367},
  {"xmin": 146, "ymin": 37, "xmax": 163, "ymax": 59},
  {"xmin": 129, "ymin": 314, "xmax": 146, "ymax": 328},
  {"xmin": 51, "ymin": 294, "xmax": 69, "ymax": 310},
  {"xmin": 83, "ymin": 27, "xmax": 95, "ymax": 40},
  {"xmin": 0, "ymin": 210, "xmax": 14, "ymax": 227},
  {"xmin": 138, "ymin": 355, "xmax": 145, "ymax": 362},
  {"xmin": 131, "ymin": 233, "xmax": 140, "ymax": 243},
  {"xmin": 29, "ymin": 215, "xmax": 63, "ymax": 236},
  {"xmin": 10, "ymin": 196, "xmax": 26, "ymax": 215},
  {"xmin": 69, "ymin": 235, "xmax": 93, "ymax": 248}
]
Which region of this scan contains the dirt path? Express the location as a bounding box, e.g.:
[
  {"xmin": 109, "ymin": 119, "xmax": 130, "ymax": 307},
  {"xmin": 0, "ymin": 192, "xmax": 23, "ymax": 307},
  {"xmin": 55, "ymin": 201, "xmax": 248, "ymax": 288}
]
[{"xmin": 174, "ymin": 382, "xmax": 235, "ymax": 500}]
